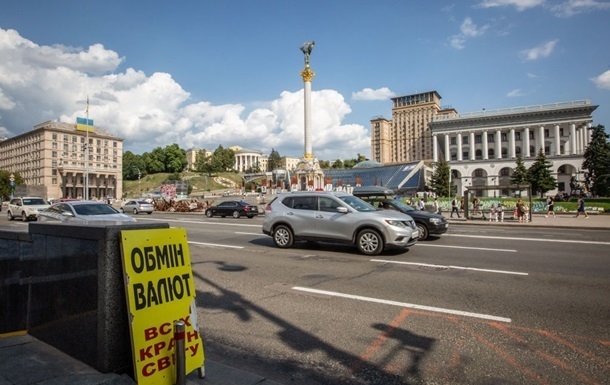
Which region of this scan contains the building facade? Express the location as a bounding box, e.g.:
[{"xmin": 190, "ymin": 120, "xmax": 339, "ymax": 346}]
[
  {"xmin": 0, "ymin": 120, "xmax": 123, "ymax": 200},
  {"xmin": 371, "ymin": 91, "xmax": 457, "ymax": 164},
  {"xmin": 429, "ymin": 100, "xmax": 597, "ymax": 196},
  {"xmin": 231, "ymin": 146, "xmax": 263, "ymax": 172}
]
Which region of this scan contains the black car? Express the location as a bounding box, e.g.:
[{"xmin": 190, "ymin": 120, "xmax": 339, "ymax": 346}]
[
  {"xmin": 205, "ymin": 200, "xmax": 259, "ymax": 219},
  {"xmin": 352, "ymin": 186, "xmax": 448, "ymax": 240}
]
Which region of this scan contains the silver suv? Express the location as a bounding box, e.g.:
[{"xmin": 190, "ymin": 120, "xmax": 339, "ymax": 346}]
[
  {"xmin": 262, "ymin": 191, "xmax": 418, "ymax": 255},
  {"xmin": 7, "ymin": 197, "xmax": 51, "ymax": 222}
]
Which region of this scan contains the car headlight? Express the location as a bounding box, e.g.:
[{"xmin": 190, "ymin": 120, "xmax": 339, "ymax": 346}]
[
  {"xmin": 429, "ymin": 218, "xmax": 443, "ymax": 225},
  {"xmin": 385, "ymin": 219, "xmax": 408, "ymax": 228}
]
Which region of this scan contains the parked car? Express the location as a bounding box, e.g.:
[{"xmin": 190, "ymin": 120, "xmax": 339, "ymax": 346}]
[
  {"xmin": 352, "ymin": 186, "xmax": 448, "ymax": 240},
  {"xmin": 7, "ymin": 197, "xmax": 51, "ymax": 222},
  {"xmin": 205, "ymin": 200, "xmax": 259, "ymax": 218},
  {"xmin": 120, "ymin": 200, "xmax": 154, "ymax": 215},
  {"xmin": 262, "ymin": 191, "xmax": 418, "ymax": 256},
  {"xmin": 38, "ymin": 201, "xmax": 136, "ymax": 223}
]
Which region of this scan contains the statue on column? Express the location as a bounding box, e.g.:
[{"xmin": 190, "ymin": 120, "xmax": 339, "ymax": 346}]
[{"xmin": 300, "ymin": 41, "xmax": 315, "ymax": 67}]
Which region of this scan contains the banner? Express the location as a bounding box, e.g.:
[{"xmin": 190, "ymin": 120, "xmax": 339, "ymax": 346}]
[{"xmin": 120, "ymin": 228, "xmax": 204, "ymax": 385}]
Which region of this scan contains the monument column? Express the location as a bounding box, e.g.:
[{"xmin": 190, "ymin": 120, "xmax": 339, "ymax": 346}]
[{"xmin": 295, "ymin": 41, "xmax": 324, "ymax": 191}]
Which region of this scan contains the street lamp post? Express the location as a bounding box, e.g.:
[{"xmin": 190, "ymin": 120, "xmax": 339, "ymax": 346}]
[
  {"xmin": 133, "ymin": 167, "xmax": 141, "ymax": 197},
  {"xmin": 9, "ymin": 173, "xmax": 15, "ymax": 199}
]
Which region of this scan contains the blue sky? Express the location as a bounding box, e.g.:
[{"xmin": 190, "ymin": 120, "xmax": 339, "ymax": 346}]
[{"xmin": 1, "ymin": 0, "xmax": 609, "ymax": 161}]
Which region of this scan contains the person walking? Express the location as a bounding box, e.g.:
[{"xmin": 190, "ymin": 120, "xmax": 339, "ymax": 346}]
[
  {"xmin": 575, "ymin": 195, "xmax": 590, "ymax": 218},
  {"xmin": 545, "ymin": 196, "xmax": 556, "ymax": 218},
  {"xmin": 432, "ymin": 197, "xmax": 440, "ymax": 215},
  {"xmin": 418, "ymin": 198, "xmax": 425, "ymax": 211},
  {"xmin": 450, "ymin": 195, "xmax": 460, "ymax": 218}
]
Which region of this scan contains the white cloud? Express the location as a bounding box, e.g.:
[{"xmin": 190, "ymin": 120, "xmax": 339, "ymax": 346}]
[
  {"xmin": 590, "ymin": 70, "xmax": 610, "ymax": 89},
  {"xmin": 0, "ymin": 27, "xmax": 369, "ymax": 160},
  {"xmin": 527, "ymin": 72, "xmax": 538, "ymax": 78},
  {"xmin": 449, "ymin": 17, "xmax": 489, "ymax": 49},
  {"xmin": 551, "ymin": 0, "xmax": 610, "ymax": 17},
  {"xmin": 477, "ymin": 0, "xmax": 546, "ymax": 11},
  {"xmin": 352, "ymin": 87, "xmax": 396, "ymax": 101},
  {"xmin": 519, "ymin": 39, "xmax": 559, "ymax": 61},
  {"xmin": 506, "ymin": 89, "xmax": 525, "ymax": 97}
]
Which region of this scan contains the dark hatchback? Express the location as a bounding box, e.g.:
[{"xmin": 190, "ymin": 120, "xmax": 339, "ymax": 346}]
[
  {"xmin": 205, "ymin": 200, "xmax": 259, "ymax": 219},
  {"xmin": 353, "ymin": 186, "xmax": 448, "ymax": 240}
]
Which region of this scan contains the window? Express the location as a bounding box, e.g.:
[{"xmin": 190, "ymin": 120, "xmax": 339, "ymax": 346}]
[
  {"xmin": 52, "ymin": 178, "xmax": 57, "ymax": 184},
  {"xmin": 462, "ymin": 136, "xmax": 468, "ymax": 144},
  {"xmin": 501, "ymin": 133, "xmax": 508, "ymax": 142},
  {"xmin": 545, "ymin": 129, "xmax": 549, "ymax": 138},
  {"xmin": 450, "ymin": 137, "xmax": 456, "ymax": 145},
  {"xmin": 475, "ymin": 135, "xmax": 482, "ymax": 143},
  {"xmin": 63, "ymin": 135, "xmax": 68, "ymax": 142},
  {"xmin": 52, "ymin": 133, "xmax": 57, "ymax": 140},
  {"xmin": 52, "ymin": 151, "xmax": 57, "ymax": 158},
  {"xmin": 488, "ymin": 135, "xmax": 494, "ymax": 143},
  {"xmin": 72, "ymin": 136, "xmax": 77, "ymax": 142},
  {"xmin": 474, "ymin": 169, "xmax": 484, "ymax": 177},
  {"xmin": 515, "ymin": 132, "xmax": 521, "ymax": 140}
]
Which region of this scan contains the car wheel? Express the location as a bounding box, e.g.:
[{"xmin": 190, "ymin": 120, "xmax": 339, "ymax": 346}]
[
  {"xmin": 120, "ymin": 208, "xmax": 125, "ymax": 213},
  {"xmin": 416, "ymin": 223, "xmax": 428, "ymax": 241},
  {"xmin": 356, "ymin": 229, "xmax": 384, "ymax": 256},
  {"xmin": 133, "ymin": 208, "xmax": 138, "ymax": 214},
  {"xmin": 247, "ymin": 215, "xmax": 254, "ymax": 219},
  {"xmin": 21, "ymin": 212, "xmax": 28, "ymax": 222},
  {"xmin": 7, "ymin": 211, "xmax": 13, "ymax": 221},
  {"xmin": 147, "ymin": 211, "xmax": 152, "ymax": 215},
  {"xmin": 272, "ymin": 225, "xmax": 294, "ymax": 249},
  {"xmin": 205, "ymin": 210, "xmax": 213, "ymax": 218},
  {"xmin": 232, "ymin": 210, "xmax": 240, "ymax": 219}
]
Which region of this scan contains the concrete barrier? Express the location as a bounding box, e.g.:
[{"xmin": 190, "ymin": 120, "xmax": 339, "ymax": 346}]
[{"xmin": 0, "ymin": 221, "xmax": 169, "ymax": 376}]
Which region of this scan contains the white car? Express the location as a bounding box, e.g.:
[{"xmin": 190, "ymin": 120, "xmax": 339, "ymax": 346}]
[
  {"xmin": 120, "ymin": 200, "xmax": 154, "ymax": 215},
  {"xmin": 38, "ymin": 201, "xmax": 136, "ymax": 223},
  {"xmin": 7, "ymin": 197, "xmax": 51, "ymax": 222}
]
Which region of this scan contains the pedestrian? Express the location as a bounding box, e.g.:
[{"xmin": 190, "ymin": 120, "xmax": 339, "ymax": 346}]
[
  {"xmin": 497, "ymin": 202, "xmax": 504, "ymax": 222},
  {"xmin": 575, "ymin": 195, "xmax": 589, "ymax": 218},
  {"xmin": 516, "ymin": 198, "xmax": 526, "ymax": 223},
  {"xmin": 432, "ymin": 197, "xmax": 440, "ymax": 215},
  {"xmin": 489, "ymin": 203, "xmax": 497, "ymax": 222},
  {"xmin": 450, "ymin": 195, "xmax": 460, "ymax": 218},
  {"xmin": 545, "ymin": 196, "xmax": 556, "ymax": 218},
  {"xmin": 418, "ymin": 198, "xmax": 425, "ymax": 211}
]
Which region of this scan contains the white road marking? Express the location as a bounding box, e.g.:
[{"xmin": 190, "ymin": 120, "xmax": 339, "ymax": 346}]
[
  {"xmin": 292, "ymin": 286, "xmax": 512, "ymax": 323},
  {"xmin": 444, "ymin": 233, "xmax": 610, "ymax": 245},
  {"xmin": 416, "ymin": 243, "xmax": 516, "ymax": 252},
  {"xmin": 188, "ymin": 241, "xmax": 243, "ymax": 249},
  {"xmin": 235, "ymin": 231, "xmax": 264, "ymax": 236},
  {"xmin": 136, "ymin": 217, "xmax": 261, "ymax": 227},
  {"xmin": 371, "ymin": 259, "xmax": 528, "ymax": 276}
]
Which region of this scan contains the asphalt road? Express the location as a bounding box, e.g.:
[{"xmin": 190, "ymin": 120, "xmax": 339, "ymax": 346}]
[{"xmin": 4, "ymin": 213, "xmax": 609, "ymax": 384}]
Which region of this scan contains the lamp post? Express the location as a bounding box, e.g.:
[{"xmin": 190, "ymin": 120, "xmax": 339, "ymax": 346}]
[
  {"xmin": 133, "ymin": 166, "xmax": 141, "ymax": 197},
  {"xmin": 9, "ymin": 173, "xmax": 15, "ymax": 199}
]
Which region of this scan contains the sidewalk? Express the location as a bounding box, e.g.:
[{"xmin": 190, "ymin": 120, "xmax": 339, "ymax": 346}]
[
  {"xmin": 0, "ymin": 333, "xmax": 283, "ymax": 385},
  {"xmin": 446, "ymin": 212, "xmax": 610, "ymax": 230}
]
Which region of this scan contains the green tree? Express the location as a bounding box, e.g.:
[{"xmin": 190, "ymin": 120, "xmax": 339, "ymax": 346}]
[
  {"xmin": 528, "ymin": 148, "xmax": 557, "ymax": 197},
  {"xmin": 267, "ymin": 149, "xmax": 282, "ymax": 172},
  {"xmin": 582, "ymin": 124, "xmax": 610, "ymax": 197},
  {"xmin": 0, "ymin": 170, "xmax": 24, "ymax": 201},
  {"xmin": 430, "ymin": 157, "xmax": 451, "ymax": 197},
  {"xmin": 122, "ymin": 151, "xmax": 146, "ymax": 181},
  {"xmin": 163, "ymin": 144, "xmax": 187, "ymax": 173},
  {"xmin": 510, "ymin": 155, "xmax": 529, "ymax": 185},
  {"xmin": 142, "ymin": 148, "xmax": 165, "ymax": 174},
  {"xmin": 343, "ymin": 159, "xmax": 357, "ymax": 168},
  {"xmin": 332, "ymin": 159, "xmax": 344, "ymax": 169},
  {"xmin": 319, "ymin": 160, "xmax": 331, "ymax": 169},
  {"xmin": 212, "ymin": 145, "xmax": 235, "ymax": 172}
]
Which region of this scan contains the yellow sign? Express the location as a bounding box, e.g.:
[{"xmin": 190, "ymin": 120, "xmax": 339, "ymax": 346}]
[
  {"xmin": 76, "ymin": 123, "xmax": 94, "ymax": 132},
  {"xmin": 120, "ymin": 228, "xmax": 204, "ymax": 385}
]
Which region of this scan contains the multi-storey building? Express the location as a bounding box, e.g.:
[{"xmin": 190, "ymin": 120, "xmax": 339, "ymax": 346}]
[
  {"xmin": 185, "ymin": 148, "xmax": 213, "ymax": 171},
  {"xmin": 429, "ymin": 100, "xmax": 597, "ymax": 196},
  {"xmin": 0, "ymin": 120, "xmax": 123, "ymax": 200},
  {"xmin": 371, "ymin": 91, "xmax": 457, "ymax": 164}
]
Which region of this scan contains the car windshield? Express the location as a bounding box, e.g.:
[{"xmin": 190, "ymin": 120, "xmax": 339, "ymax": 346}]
[
  {"xmin": 73, "ymin": 204, "xmax": 120, "ymax": 216},
  {"xmin": 23, "ymin": 198, "xmax": 47, "ymax": 205},
  {"xmin": 136, "ymin": 201, "xmax": 149, "ymax": 204},
  {"xmin": 338, "ymin": 195, "xmax": 377, "ymax": 212},
  {"xmin": 390, "ymin": 200, "xmax": 415, "ymax": 212}
]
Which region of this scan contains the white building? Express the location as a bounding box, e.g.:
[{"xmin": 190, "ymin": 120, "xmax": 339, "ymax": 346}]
[{"xmin": 429, "ymin": 100, "xmax": 598, "ymax": 197}]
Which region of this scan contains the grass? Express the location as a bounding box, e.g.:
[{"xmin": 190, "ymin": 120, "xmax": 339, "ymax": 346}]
[{"xmin": 122, "ymin": 172, "xmax": 244, "ymax": 198}]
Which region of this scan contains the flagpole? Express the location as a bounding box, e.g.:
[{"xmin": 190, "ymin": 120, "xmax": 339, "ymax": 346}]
[{"xmin": 85, "ymin": 97, "xmax": 89, "ymax": 201}]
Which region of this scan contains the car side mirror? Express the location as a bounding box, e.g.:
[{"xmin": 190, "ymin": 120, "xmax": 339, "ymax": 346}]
[
  {"xmin": 337, "ymin": 207, "xmax": 348, "ymax": 213},
  {"xmin": 61, "ymin": 211, "xmax": 75, "ymax": 217}
]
